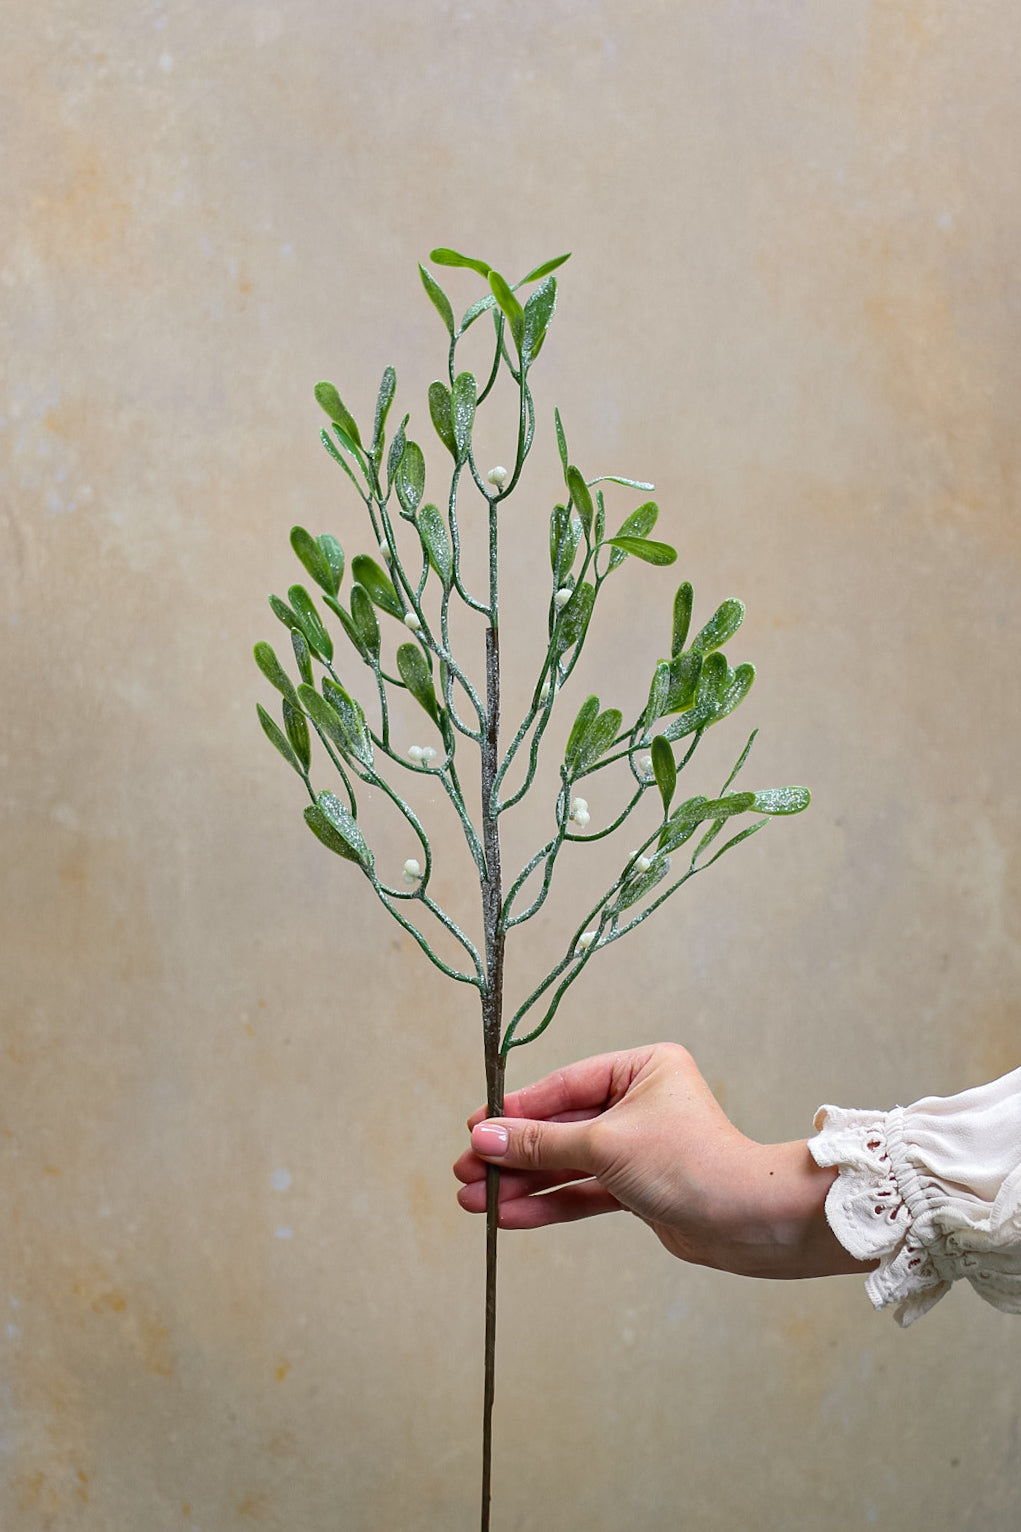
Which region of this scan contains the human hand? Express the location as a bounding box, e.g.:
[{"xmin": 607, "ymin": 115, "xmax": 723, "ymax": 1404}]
[{"xmin": 454, "ymin": 1042, "xmax": 871, "ymax": 1280}]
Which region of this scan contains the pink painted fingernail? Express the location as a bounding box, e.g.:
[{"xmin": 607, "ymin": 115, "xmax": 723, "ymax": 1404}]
[{"xmin": 472, "ymin": 1123, "xmax": 509, "ymax": 1156}]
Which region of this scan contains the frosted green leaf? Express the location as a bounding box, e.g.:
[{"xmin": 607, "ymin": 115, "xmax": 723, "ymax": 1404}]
[
  {"xmin": 521, "ymin": 275, "xmax": 557, "ymax": 366},
  {"xmin": 395, "ymin": 440, "xmax": 426, "ymax": 517},
  {"xmin": 304, "ymin": 801, "xmax": 363, "ymax": 863},
  {"xmin": 324, "ymin": 596, "xmax": 368, "ymax": 661},
  {"xmin": 283, "ymin": 697, "xmax": 311, "ymax": 771},
  {"xmin": 452, "ymin": 372, "xmax": 476, "ymax": 459},
  {"xmin": 289, "ymin": 526, "xmax": 334, "ymax": 594},
  {"xmin": 607, "ymin": 500, "xmax": 658, "ymax": 572},
  {"xmin": 322, "ymin": 678, "xmax": 373, "ymax": 766},
  {"xmin": 349, "ymin": 583, "xmax": 380, "ymax": 657},
  {"xmin": 254, "ymin": 640, "xmax": 300, "ymax": 710},
  {"xmin": 297, "ymin": 682, "xmax": 349, "ymax": 753},
  {"xmin": 651, "ymin": 735, "xmax": 676, "ymax": 815},
  {"xmin": 256, "ymin": 703, "xmax": 303, "ymax": 776},
  {"xmin": 657, "ymin": 796, "xmax": 710, "ymax": 854},
  {"xmin": 520, "ymin": 252, "xmax": 571, "ymax": 284},
  {"xmin": 554, "ymin": 409, "xmax": 569, "ymax": 477},
  {"xmin": 318, "ymin": 535, "xmax": 344, "ymax": 595},
  {"xmin": 488, "ymin": 269, "xmax": 524, "ymax": 350},
  {"xmin": 615, "ymin": 855, "xmax": 671, "ymax": 911},
  {"xmin": 314, "ymin": 382, "xmax": 361, "ymax": 447},
  {"xmin": 430, "ymin": 247, "xmax": 491, "ymax": 277},
  {"xmin": 290, "ymin": 628, "xmax": 313, "ymax": 686},
  {"xmin": 715, "ymin": 662, "xmax": 755, "ymax": 722},
  {"xmin": 397, "ymin": 642, "xmax": 440, "ymax": 725},
  {"xmin": 566, "ymin": 465, "xmax": 593, "ymax": 537},
  {"xmin": 428, "ymin": 381, "xmax": 456, "ymax": 458},
  {"xmin": 350, "ymin": 555, "xmax": 403, "ymax": 618},
  {"xmin": 371, "ymin": 366, "xmax": 396, "ymax": 458},
  {"xmin": 269, "ymin": 593, "xmax": 300, "ymax": 633},
  {"xmin": 701, "ymin": 818, "xmax": 769, "ymax": 868},
  {"xmin": 458, "ymin": 292, "xmax": 497, "ymax": 334},
  {"xmin": 316, "ymin": 790, "xmax": 371, "ymax": 866},
  {"xmin": 386, "ymin": 414, "xmax": 409, "ymax": 492},
  {"xmin": 554, "ymin": 581, "xmax": 595, "ymax": 655},
  {"xmin": 564, "ymin": 695, "xmax": 600, "ymax": 772},
  {"xmin": 691, "ymin": 598, "xmax": 745, "ymax": 655},
  {"xmin": 287, "ymin": 584, "xmax": 333, "ymax": 663},
  {"xmin": 594, "ymin": 489, "xmax": 605, "ymax": 545},
  {"xmin": 549, "ymin": 503, "xmax": 581, "ymax": 582},
  {"xmin": 572, "ymin": 707, "xmax": 623, "ymax": 776},
  {"xmin": 418, "ymin": 502, "xmax": 452, "ymax": 588},
  {"xmin": 320, "ymin": 428, "xmax": 363, "ymax": 494},
  {"xmin": 644, "ymin": 660, "xmax": 670, "ymax": 730},
  {"xmin": 586, "ymin": 475, "xmax": 655, "ymax": 491},
  {"xmin": 751, "ymin": 786, "xmax": 811, "ymax": 815},
  {"xmin": 663, "ymin": 651, "xmax": 701, "ymax": 715},
  {"xmin": 419, "ymin": 264, "xmax": 455, "ymax": 335},
  {"xmin": 605, "ymin": 536, "xmax": 676, "ymax": 566},
  {"xmin": 672, "ymin": 583, "xmax": 693, "ymax": 656}
]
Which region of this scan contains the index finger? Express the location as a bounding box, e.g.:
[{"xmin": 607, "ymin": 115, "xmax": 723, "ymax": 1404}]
[{"xmin": 465, "ymin": 1045, "xmax": 657, "ymax": 1128}]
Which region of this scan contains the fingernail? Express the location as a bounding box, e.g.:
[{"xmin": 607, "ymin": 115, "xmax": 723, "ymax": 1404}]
[{"xmin": 472, "ymin": 1123, "xmax": 509, "ymax": 1156}]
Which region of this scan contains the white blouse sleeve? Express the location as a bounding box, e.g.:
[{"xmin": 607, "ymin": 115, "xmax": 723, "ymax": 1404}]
[{"xmin": 807, "ymin": 1066, "xmax": 1021, "ymax": 1326}]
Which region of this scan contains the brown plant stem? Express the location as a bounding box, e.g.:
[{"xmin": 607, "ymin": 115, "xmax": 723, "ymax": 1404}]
[{"xmin": 480, "ymin": 625, "xmax": 505, "ymax": 1532}]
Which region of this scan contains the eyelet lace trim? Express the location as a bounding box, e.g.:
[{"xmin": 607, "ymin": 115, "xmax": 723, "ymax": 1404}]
[{"xmin": 806, "ymin": 1104, "xmax": 1021, "ymax": 1327}]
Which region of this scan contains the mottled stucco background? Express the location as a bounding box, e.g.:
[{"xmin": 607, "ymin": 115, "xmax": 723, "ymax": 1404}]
[{"xmin": 3, "ymin": 2, "xmax": 1020, "ymax": 1528}]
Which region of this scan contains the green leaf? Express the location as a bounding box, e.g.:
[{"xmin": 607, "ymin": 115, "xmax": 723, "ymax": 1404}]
[
  {"xmin": 554, "ymin": 580, "xmax": 595, "ymax": 656},
  {"xmin": 322, "ymin": 679, "xmax": 373, "ymax": 766},
  {"xmin": 287, "ymin": 584, "xmax": 334, "ymax": 663},
  {"xmin": 282, "ymin": 697, "xmax": 311, "ymax": 771},
  {"xmin": 651, "ymin": 735, "xmax": 676, "ymax": 815},
  {"xmin": 564, "ymin": 695, "xmax": 600, "ymax": 772},
  {"xmin": 644, "ymin": 660, "xmax": 671, "ymax": 730},
  {"xmin": 672, "ymin": 583, "xmax": 693, "ymax": 656},
  {"xmin": 350, "ymin": 555, "xmax": 403, "ymax": 619},
  {"xmin": 396, "ymin": 642, "xmax": 440, "ymax": 725},
  {"xmin": 256, "ymin": 703, "xmax": 303, "ymax": 776},
  {"xmin": 658, "ymin": 796, "xmax": 710, "ymax": 854},
  {"xmin": 715, "ymin": 662, "xmax": 756, "ymax": 722},
  {"xmin": 662, "ymin": 653, "xmax": 751, "ymax": 740},
  {"xmin": 429, "ymin": 247, "xmax": 491, "ymax": 278},
  {"xmin": 297, "ymin": 682, "xmax": 349, "ymax": 752},
  {"xmin": 289, "ymin": 525, "xmax": 334, "ymax": 594},
  {"xmin": 691, "ymin": 598, "xmax": 745, "ymax": 655},
  {"xmin": 254, "ymin": 640, "xmax": 300, "ymax": 709},
  {"xmin": 521, "ymin": 275, "xmax": 557, "ymax": 366},
  {"xmin": 701, "ymin": 818, "xmax": 769, "ymax": 869},
  {"xmin": 314, "ymin": 791, "xmax": 371, "ymax": 866},
  {"xmin": 418, "ymin": 502, "xmax": 452, "ymax": 588},
  {"xmin": 418, "ymin": 264, "xmax": 455, "ymax": 335},
  {"xmin": 607, "ymin": 500, "xmax": 659, "ymax": 572},
  {"xmin": 549, "ymin": 503, "xmax": 582, "ymax": 583},
  {"xmin": 314, "ymin": 382, "xmax": 361, "ymax": 447},
  {"xmin": 386, "ymin": 413, "xmax": 409, "ymax": 492},
  {"xmin": 349, "ymin": 583, "xmax": 380, "ymax": 657},
  {"xmin": 324, "ymin": 596, "xmax": 369, "ymax": 661},
  {"xmin": 574, "ymin": 707, "xmax": 623, "ymax": 775},
  {"xmin": 451, "ymin": 372, "xmax": 476, "ymax": 459},
  {"xmin": 663, "ymin": 651, "xmax": 702, "ymax": 715},
  {"xmin": 428, "ymin": 381, "xmax": 456, "ymax": 458},
  {"xmin": 720, "ymin": 729, "xmax": 757, "ymax": 794},
  {"xmin": 290, "ymin": 627, "xmax": 313, "ymax": 686},
  {"xmin": 615, "ymin": 855, "xmax": 671, "ymax": 911},
  {"xmin": 566, "ymin": 465, "xmax": 594, "ymax": 538},
  {"xmin": 487, "ymin": 269, "xmax": 525, "ymax": 350},
  {"xmin": 586, "ymin": 475, "xmax": 655, "ymax": 491},
  {"xmin": 304, "ymin": 801, "xmax": 363, "ymax": 863},
  {"xmin": 318, "ymin": 535, "xmax": 345, "ymax": 595},
  {"xmin": 554, "ymin": 408, "xmax": 569, "ymax": 477},
  {"xmin": 269, "ymin": 593, "xmax": 300, "ymax": 633},
  {"xmin": 371, "ymin": 365, "xmax": 397, "ymax": 458},
  {"xmin": 458, "ymin": 292, "xmax": 497, "ymax": 334},
  {"xmin": 605, "ymin": 536, "xmax": 677, "ymax": 566},
  {"xmin": 320, "ymin": 427, "xmax": 363, "ymax": 495},
  {"xmin": 395, "ymin": 439, "xmax": 425, "ymax": 517},
  {"xmin": 520, "ymin": 252, "xmax": 571, "ymax": 284},
  {"xmin": 751, "ymin": 786, "xmax": 811, "ymax": 815},
  {"xmin": 594, "ymin": 489, "xmax": 605, "ymax": 545}
]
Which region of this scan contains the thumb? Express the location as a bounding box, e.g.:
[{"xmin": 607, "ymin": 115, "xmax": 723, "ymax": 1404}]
[{"xmin": 471, "ymin": 1116, "xmax": 593, "ymax": 1173}]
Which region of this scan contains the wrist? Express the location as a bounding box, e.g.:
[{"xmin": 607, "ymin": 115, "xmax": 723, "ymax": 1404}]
[{"xmin": 737, "ymin": 1139, "xmax": 876, "ymax": 1279}]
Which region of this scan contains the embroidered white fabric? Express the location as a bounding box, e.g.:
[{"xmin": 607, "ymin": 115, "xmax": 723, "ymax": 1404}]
[{"xmin": 807, "ymin": 1066, "xmax": 1021, "ymax": 1326}]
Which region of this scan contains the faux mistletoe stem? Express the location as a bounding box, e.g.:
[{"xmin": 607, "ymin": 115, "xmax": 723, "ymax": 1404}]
[{"xmin": 480, "ymin": 623, "xmax": 506, "ymax": 1532}]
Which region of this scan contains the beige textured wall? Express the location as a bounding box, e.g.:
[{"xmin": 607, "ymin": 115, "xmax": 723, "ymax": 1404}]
[{"xmin": 3, "ymin": 2, "xmax": 1020, "ymax": 1528}]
